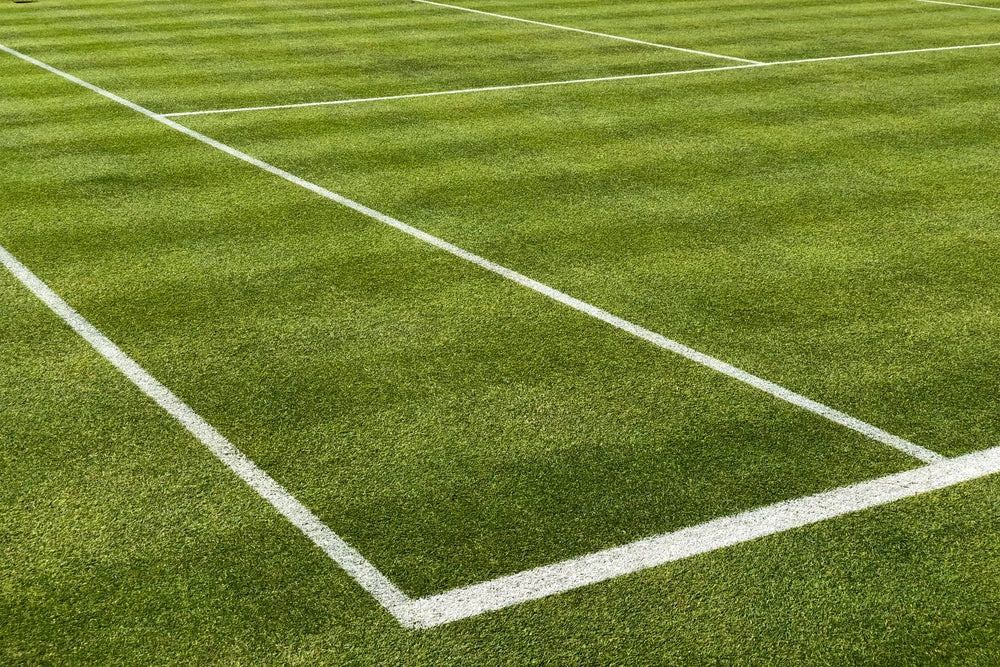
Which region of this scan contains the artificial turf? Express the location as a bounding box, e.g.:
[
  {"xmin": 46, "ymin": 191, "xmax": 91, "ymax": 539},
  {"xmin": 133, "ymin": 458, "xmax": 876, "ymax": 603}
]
[{"xmin": 3, "ymin": 0, "xmax": 1000, "ymax": 662}]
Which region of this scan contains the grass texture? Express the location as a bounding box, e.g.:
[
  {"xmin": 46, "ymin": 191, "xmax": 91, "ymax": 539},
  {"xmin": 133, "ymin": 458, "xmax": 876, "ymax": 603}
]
[{"xmin": 3, "ymin": 0, "xmax": 1000, "ymax": 663}]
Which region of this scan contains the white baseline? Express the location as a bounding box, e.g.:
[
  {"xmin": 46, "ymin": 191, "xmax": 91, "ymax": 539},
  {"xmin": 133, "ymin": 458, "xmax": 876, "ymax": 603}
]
[
  {"xmin": 407, "ymin": 447, "xmax": 1000, "ymax": 627},
  {"xmin": 411, "ymin": 0, "xmax": 759, "ymax": 64},
  {"xmin": 162, "ymin": 41, "xmax": 1000, "ymax": 117}
]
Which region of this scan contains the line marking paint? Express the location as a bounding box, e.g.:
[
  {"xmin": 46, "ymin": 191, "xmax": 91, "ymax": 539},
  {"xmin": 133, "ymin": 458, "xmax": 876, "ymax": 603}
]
[
  {"xmin": 0, "ymin": 242, "xmax": 414, "ymax": 621},
  {"xmin": 917, "ymin": 0, "xmax": 1000, "ymax": 11},
  {"xmin": 0, "ymin": 43, "xmax": 941, "ymax": 462},
  {"xmin": 162, "ymin": 41, "xmax": 1000, "ymax": 117},
  {"xmin": 5, "ymin": 43, "xmax": 990, "ymax": 630},
  {"xmin": 405, "ymin": 446, "xmax": 1000, "ymax": 627},
  {"xmin": 411, "ymin": 0, "xmax": 760, "ymax": 63},
  {"xmin": 161, "ymin": 64, "xmax": 760, "ymax": 117}
]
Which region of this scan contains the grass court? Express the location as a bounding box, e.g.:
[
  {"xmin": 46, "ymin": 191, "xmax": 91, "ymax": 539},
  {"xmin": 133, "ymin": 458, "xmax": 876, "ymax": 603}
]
[{"xmin": 3, "ymin": 0, "xmax": 1000, "ymax": 662}]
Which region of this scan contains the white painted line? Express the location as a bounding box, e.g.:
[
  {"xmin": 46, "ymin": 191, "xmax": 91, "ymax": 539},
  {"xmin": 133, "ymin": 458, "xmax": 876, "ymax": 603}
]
[
  {"xmin": 0, "ymin": 242, "xmax": 414, "ymax": 621},
  {"xmin": 0, "ymin": 42, "xmax": 942, "ymax": 465},
  {"xmin": 162, "ymin": 63, "xmax": 761, "ymax": 117},
  {"xmin": 406, "ymin": 445, "xmax": 1000, "ymax": 628},
  {"xmin": 411, "ymin": 0, "xmax": 760, "ymax": 64},
  {"xmin": 917, "ymin": 0, "xmax": 1000, "ymax": 11},
  {"xmin": 773, "ymin": 40, "xmax": 1000, "ymax": 63},
  {"xmin": 162, "ymin": 41, "xmax": 1000, "ymax": 117},
  {"xmin": 162, "ymin": 65, "xmax": 756, "ymax": 117}
]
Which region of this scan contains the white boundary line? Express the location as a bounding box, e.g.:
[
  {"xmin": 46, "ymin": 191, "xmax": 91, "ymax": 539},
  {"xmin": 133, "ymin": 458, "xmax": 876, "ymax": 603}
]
[
  {"xmin": 7, "ymin": 43, "xmax": 993, "ymax": 630},
  {"xmin": 411, "ymin": 0, "xmax": 760, "ymax": 64},
  {"xmin": 0, "ymin": 44, "xmax": 939, "ymax": 463},
  {"xmin": 161, "ymin": 63, "xmax": 760, "ymax": 117},
  {"xmin": 7, "ymin": 234, "xmax": 1000, "ymax": 630},
  {"xmin": 161, "ymin": 41, "xmax": 1000, "ymax": 117},
  {"xmin": 0, "ymin": 242, "xmax": 414, "ymax": 623},
  {"xmin": 918, "ymin": 0, "xmax": 1000, "ymax": 11},
  {"xmin": 407, "ymin": 447, "xmax": 1000, "ymax": 627}
]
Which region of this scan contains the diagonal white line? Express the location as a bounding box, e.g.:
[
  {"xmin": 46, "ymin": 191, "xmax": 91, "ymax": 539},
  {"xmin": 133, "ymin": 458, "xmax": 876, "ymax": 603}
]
[
  {"xmin": 161, "ymin": 63, "xmax": 761, "ymax": 117},
  {"xmin": 405, "ymin": 446, "xmax": 1000, "ymax": 628},
  {"xmin": 0, "ymin": 42, "xmax": 941, "ymax": 464},
  {"xmin": 0, "ymin": 242, "xmax": 414, "ymax": 621},
  {"xmin": 411, "ymin": 0, "xmax": 760, "ymax": 63},
  {"xmin": 917, "ymin": 0, "xmax": 1000, "ymax": 11},
  {"xmin": 161, "ymin": 41, "xmax": 1000, "ymax": 117}
]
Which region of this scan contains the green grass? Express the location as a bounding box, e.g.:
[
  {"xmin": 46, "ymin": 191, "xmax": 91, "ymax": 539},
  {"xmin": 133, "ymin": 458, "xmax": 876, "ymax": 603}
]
[
  {"xmin": 3, "ymin": 0, "xmax": 1000, "ymax": 662},
  {"xmin": 184, "ymin": 50, "xmax": 1000, "ymax": 458}
]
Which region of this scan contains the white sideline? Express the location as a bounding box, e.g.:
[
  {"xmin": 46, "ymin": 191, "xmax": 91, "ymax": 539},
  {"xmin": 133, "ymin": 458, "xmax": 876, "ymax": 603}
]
[
  {"xmin": 0, "ymin": 43, "xmax": 942, "ymax": 463},
  {"xmin": 918, "ymin": 0, "xmax": 1000, "ymax": 11},
  {"xmin": 411, "ymin": 0, "xmax": 760, "ymax": 64},
  {"xmin": 0, "ymin": 243, "xmax": 414, "ymax": 622},
  {"xmin": 161, "ymin": 41, "xmax": 1000, "ymax": 117}
]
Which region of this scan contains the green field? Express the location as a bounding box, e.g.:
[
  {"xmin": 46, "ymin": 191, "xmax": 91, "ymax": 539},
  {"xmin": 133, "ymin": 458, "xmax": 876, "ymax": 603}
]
[{"xmin": 3, "ymin": 0, "xmax": 1000, "ymax": 663}]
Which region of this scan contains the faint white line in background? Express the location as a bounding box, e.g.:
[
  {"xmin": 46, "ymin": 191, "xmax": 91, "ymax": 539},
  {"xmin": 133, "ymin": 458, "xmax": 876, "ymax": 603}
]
[
  {"xmin": 162, "ymin": 41, "xmax": 1000, "ymax": 117},
  {"xmin": 411, "ymin": 0, "xmax": 761, "ymax": 63},
  {"xmin": 917, "ymin": 0, "xmax": 1000, "ymax": 11},
  {"xmin": 162, "ymin": 63, "xmax": 760, "ymax": 117}
]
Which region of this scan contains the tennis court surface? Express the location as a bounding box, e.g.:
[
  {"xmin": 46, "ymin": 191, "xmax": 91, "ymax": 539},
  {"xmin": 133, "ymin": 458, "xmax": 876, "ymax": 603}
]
[{"xmin": 3, "ymin": 0, "xmax": 1000, "ymax": 662}]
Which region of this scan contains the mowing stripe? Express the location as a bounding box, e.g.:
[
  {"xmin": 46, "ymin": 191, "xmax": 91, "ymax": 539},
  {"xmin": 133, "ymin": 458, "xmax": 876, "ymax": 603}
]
[
  {"xmin": 162, "ymin": 41, "xmax": 1000, "ymax": 117},
  {"xmin": 0, "ymin": 42, "xmax": 942, "ymax": 465},
  {"xmin": 918, "ymin": 0, "xmax": 1000, "ymax": 10},
  {"xmin": 411, "ymin": 0, "xmax": 760, "ymax": 63},
  {"xmin": 0, "ymin": 242, "xmax": 414, "ymax": 621},
  {"xmin": 406, "ymin": 445, "xmax": 1000, "ymax": 628}
]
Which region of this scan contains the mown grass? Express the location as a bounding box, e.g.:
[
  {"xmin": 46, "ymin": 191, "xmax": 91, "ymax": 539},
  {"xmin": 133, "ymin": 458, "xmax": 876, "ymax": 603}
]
[
  {"xmin": 2, "ymin": 32, "xmax": 915, "ymax": 597},
  {"xmin": 3, "ymin": 0, "xmax": 1000, "ymax": 663},
  {"xmin": 2, "ymin": 286, "xmax": 999, "ymax": 663},
  {"xmin": 187, "ymin": 49, "xmax": 1000, "ymax": 458}
]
